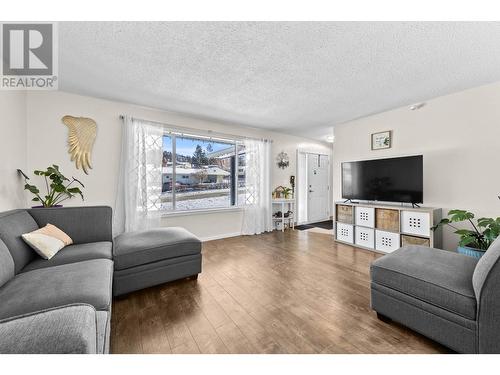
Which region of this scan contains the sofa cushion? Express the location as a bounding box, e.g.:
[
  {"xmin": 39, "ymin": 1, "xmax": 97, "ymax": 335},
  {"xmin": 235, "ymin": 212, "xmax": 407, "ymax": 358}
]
[
  {"xmin": 371, "ymin": 245, "xmax": 479, "ymax": 320},
  {"xmin": 0, "ymin": 259, "xmax": 113, "ymax": 320},
  {"xmin": 28, "ymin": 206, "xmax": 113, "ymax": 244},
  {"xmin": 21, "ymin": 241, "xmax": 113, "ymax": 272},
  {"xmin": 0, "ymin": 210, "xmax": 39, "ymax": 273},
  {"xmin": 113, "ymin": 227, "xmax": 201, "ymax": 270},
  {"xmin": 0, "ymin": 238, "xmax": 14, "ymax": 288},
  {"xmin": 0, "ymin": 304, "xmax": 98, "ymax": 354}
]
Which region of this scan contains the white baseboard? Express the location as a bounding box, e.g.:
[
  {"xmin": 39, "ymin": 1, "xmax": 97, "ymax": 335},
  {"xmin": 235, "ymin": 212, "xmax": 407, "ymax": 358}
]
[{"xmin": 200, "ymin": 232, "xmax": 242, "ymax": 242}]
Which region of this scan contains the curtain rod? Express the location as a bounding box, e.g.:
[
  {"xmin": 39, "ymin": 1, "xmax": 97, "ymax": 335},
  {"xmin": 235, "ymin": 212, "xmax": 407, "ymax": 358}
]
[{"xmin": 119, "ymin": 115, "xmax": 273, "ymax": 143}]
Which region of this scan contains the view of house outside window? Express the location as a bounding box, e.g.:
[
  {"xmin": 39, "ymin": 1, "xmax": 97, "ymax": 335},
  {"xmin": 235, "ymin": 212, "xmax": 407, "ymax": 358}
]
[{"xmin": 161, "ymin": 134, "xmax": 246, "ymax": 212}]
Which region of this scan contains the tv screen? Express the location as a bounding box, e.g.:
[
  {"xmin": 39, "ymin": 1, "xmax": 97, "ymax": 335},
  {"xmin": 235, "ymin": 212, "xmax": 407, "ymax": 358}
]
[{"xmin": 342, "ymin": 155, "xmax": 423, "ymax": 203}]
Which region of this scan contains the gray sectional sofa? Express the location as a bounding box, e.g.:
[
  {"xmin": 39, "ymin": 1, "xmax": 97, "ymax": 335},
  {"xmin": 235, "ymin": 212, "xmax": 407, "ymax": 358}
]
[
  {"xmin": 371, "ymin": 236, "xmax": 500, "ymax": 353},
  {"xmin": 0, "ymin": 206, "xmax": 201, "ymax": 354}
]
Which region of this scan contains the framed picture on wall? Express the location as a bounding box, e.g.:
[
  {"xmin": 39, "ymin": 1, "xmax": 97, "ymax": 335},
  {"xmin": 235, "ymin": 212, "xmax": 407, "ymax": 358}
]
[{"xmin": 371, "ymin": 130, "xmax": 392, "ymax": 150}]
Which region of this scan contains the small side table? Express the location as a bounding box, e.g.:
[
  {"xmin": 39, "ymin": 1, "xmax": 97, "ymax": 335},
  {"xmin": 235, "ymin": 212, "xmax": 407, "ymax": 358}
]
[{"xmin": 272, "ymin": 198, "xmax": 295, "ymax": 232}]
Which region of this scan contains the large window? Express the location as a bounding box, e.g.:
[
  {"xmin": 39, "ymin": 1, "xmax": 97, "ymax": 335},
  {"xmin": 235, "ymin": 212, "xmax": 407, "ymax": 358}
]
[{"xmin": 161, "ymin": 133, "xmax": 246, "ymax": 212}]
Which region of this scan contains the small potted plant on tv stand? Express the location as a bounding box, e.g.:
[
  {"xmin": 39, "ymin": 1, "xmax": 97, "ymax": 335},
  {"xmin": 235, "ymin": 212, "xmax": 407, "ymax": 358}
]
[
  {"xmin": 18, "ymin": 165, "xmax": 85, "ymax": 208},
  {"xmin": 432, "ymin": 209, "xmax": 500, "ymax": 258}
]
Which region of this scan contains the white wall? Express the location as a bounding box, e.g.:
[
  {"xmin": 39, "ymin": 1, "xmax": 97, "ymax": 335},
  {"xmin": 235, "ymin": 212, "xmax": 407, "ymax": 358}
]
[
  {"xmin": 25, "ymin": 91, "xmax": 331, "ymax": 240},
  {"xmin": 332, "ymin": 81, "xmax": 500, "ymax": 250},
  {"xmin": 0, "ymin": 92, "xmax": 27, "ymax": 211}
]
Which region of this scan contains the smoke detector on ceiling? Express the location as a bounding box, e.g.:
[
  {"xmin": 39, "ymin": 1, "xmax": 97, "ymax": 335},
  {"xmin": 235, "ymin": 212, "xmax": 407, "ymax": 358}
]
[{"xmin": 410, "ymin": 102, "xmax": 426, "ymax": 111}]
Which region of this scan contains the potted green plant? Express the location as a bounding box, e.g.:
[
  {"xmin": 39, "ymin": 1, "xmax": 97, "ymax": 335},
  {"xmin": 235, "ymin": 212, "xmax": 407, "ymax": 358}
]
[
  {"xmin": 283, "ymin": 187, "xmax": 293, "ymax": 199},
  {"xmin": 432, "ymin": 209, "xmax": 500, "ymax": 258},
  {"xmin": 18, "ymin": 165, "xmax": 85, "ymax": 208}
]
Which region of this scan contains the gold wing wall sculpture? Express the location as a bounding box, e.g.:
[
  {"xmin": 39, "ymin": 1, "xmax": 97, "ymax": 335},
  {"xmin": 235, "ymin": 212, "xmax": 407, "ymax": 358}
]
[{"xmin": 61, "ymin": 115, "xmax": 97, "ymax": 174}]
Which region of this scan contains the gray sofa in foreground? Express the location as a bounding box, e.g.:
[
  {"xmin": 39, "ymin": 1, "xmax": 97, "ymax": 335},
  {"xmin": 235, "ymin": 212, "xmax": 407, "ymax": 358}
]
[
  {"xmin": 0, "ymin": 206, "xmax": 201, "ymax": 354},
  {"xmin": 371, "ymin": 236, "xmax": 500, "ymax": 353}
]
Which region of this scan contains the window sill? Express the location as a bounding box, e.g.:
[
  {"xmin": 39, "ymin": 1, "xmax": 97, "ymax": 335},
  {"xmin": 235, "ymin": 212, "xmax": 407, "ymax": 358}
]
[{"xmin": 161, "ymin": 206, "xmax": 244, "ymax": 218}]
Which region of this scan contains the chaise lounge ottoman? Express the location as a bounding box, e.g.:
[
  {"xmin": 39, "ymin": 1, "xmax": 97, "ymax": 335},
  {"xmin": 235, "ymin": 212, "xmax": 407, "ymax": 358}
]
[{"xmin": 112, "ymin": 227, "xmax": 202, "ymax": 296}]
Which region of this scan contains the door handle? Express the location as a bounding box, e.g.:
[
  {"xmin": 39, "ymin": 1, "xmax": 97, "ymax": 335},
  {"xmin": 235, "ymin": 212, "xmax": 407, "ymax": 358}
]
[{"xmin": 309, "ymin": 190, "xmax": 314, "ymax": 193}]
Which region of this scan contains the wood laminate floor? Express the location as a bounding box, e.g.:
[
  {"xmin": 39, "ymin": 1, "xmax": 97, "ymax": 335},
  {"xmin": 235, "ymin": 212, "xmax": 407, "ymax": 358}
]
[{"xmin": 111, "ymin": 230, "xmax": 450, "ymax": 354}]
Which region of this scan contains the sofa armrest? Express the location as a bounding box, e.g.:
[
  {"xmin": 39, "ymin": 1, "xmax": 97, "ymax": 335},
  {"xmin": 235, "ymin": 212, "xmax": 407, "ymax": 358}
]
[
  {"xmin": 28, "ymin": 206, "xmax": 112, "ymax": 244},
  {"xmin": 0, "ymin": 304, "xmax": 98, "ymax": 354}
]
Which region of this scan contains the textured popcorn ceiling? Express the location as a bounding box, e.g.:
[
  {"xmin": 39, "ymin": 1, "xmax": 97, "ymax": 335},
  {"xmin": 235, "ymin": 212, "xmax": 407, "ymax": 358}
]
[{"xmin": 60, "ymin": 22, "xmax": 500, "ymax": 141}]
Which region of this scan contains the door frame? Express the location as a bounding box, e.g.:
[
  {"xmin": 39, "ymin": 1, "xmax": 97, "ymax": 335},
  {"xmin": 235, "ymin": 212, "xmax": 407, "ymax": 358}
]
[{"xmin": 296, "ymin": 150, "xmax": 331, "ymax": 225}]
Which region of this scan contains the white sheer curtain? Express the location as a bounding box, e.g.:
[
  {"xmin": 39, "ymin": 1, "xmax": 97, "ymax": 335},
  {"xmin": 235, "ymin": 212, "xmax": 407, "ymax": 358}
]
[
  {"xmin": 114, "ymin": 116, "xmax": 163, "ymax": 235},
  {"xmin": 241, "ymin": 139, "xmax": 273, "ymax": 235}
]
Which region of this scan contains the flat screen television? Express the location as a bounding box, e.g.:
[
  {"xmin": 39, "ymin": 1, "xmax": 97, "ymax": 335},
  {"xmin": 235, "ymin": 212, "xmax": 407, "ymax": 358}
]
[{"xmin": 342, "ymin": 155, "xmax": 423, "ymax": 203}]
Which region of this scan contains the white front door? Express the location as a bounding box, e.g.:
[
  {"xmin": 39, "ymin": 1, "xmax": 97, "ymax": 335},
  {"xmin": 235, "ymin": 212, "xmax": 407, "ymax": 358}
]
[{"xmin": 307, "ymin": 154, "xmax": 330, "ymax": 223}]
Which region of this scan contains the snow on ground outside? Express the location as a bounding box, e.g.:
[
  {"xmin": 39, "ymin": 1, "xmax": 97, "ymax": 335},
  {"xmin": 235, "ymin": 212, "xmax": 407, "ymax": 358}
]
[{"xmin": 161, "ymin": 190, "xmax": 246, "ymax": 211}]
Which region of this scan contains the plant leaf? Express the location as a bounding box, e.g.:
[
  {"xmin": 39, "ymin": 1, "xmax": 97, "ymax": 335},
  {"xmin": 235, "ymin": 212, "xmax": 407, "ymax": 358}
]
[
  {"xmin": 478, "ymin": 217, "xmax": 494, "ymax": 227},
  {"xmin": 53, "ymin": 184, "xmax": 66, "ymax": 193},
  {"xmin": 454, "ymin": 229, "xmax": 475, "ymax": 236},
  {"xmin": 448, "ymin": 210, "xmax": 474, "ymax": 222},
  {"xmin": 24, "ymin": 184, "xmax": 39, "ymax": 194},
  {"xmin": 448, "ymin": 209, "xmax": 466, "ymax": 215},
  {"xmin": 68, "ymin": 187, "xmax": 84, "ymax": 200},
  {"xmin": 459, "ymin": 236, "xmax": 476, "ymax": 247},
  {"xmin": 431, "ymin": 218, "xmax": 450, "ymax": 231}
]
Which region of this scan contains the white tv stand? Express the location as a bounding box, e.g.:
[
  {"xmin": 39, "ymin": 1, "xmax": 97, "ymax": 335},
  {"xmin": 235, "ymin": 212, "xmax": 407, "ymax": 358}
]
[{"xmin": 334, "ymin": 201, "xmax": 442, "ymax": 254}]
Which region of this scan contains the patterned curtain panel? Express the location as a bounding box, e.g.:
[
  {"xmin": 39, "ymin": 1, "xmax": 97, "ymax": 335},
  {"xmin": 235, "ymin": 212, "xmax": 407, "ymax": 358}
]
[
  {"xmin": 241, "ymin": 139, "xmax": 272, "ymax": 235},
  {"xmin": 114, "ymin": 116, "xmax": 163, "ymax": 234}
]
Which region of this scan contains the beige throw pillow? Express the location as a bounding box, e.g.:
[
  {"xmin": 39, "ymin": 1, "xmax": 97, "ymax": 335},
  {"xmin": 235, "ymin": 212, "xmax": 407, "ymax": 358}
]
[{"xmin": 22, "ymin": 224, "xmax": 73, "ymax": 260}]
